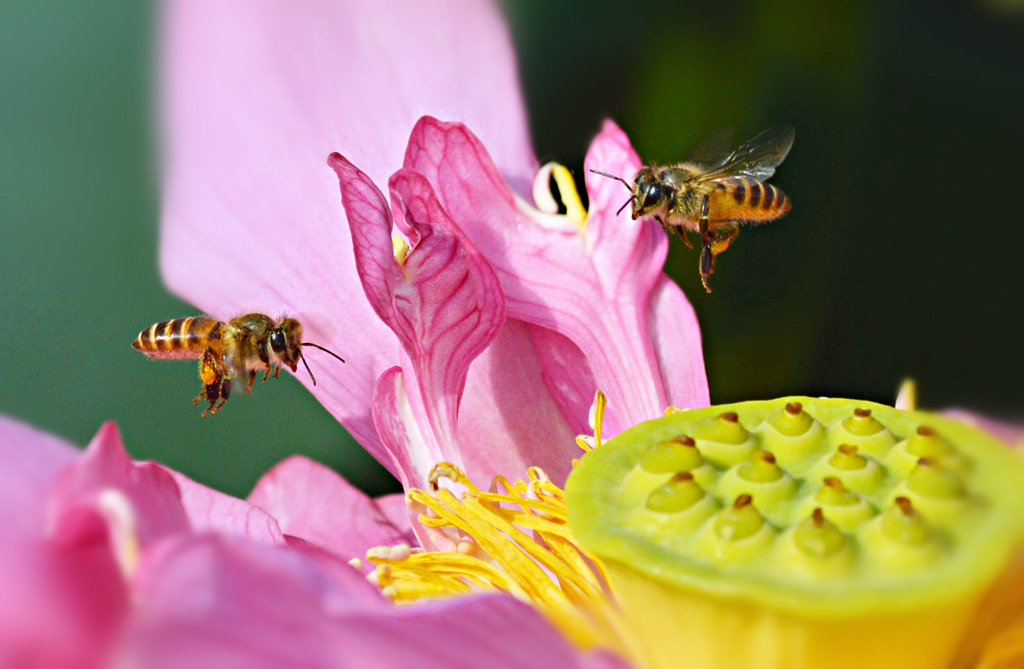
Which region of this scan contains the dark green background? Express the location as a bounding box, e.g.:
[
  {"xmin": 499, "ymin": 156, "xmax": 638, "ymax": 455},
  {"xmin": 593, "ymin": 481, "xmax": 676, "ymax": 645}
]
[{"xmin": 2, "ymin": 1, "xmax": 1021, "ymax": 499}]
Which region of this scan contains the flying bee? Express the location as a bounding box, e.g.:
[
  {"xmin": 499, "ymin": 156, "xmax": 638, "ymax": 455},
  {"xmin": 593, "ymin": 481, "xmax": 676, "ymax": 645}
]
[
  {"xmin": 132, "ymin": 313, "xmax": 344, "ymax": 416},
  {"xmin": 592, "ymin": 125, "xmax": 795, "ymax": 292}
]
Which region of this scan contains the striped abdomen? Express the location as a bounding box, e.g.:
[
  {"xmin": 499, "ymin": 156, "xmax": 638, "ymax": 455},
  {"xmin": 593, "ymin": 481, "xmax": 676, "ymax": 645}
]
[
  {"xmin": 712, "ymin": 178, "xmax": 791, "ymax": 222},
  {"xmin": 132, "ymin": 317, "xmax": 223, "ymax": 360}
]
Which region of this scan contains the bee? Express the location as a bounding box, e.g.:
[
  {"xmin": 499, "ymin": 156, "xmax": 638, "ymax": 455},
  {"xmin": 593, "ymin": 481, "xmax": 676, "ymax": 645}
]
[
  {"xmin": 131, "ymin": 314, "xmax": 344, "ymax": 416},
  {"xmin": 593, "ymin": 126, "xmax": 795, "ymax": 292}
]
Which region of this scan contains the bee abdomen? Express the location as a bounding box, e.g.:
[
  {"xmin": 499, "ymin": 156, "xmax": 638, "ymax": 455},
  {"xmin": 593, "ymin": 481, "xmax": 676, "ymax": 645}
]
[
  {"xmin": 730, "ymin": 178, "xmax": 790, "ymax": 220},
  {"xmin": 132, "ymin": 317, "xmax": 222, "ymax": 360},
  {"xmin": 762, "ymin": 183, "xmax": 791, "ymax": 216}
]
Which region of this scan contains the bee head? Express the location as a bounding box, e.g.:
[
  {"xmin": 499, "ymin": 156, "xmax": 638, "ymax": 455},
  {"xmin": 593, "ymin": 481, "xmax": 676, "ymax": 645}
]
[
  {"xmin": 632, "ymin": 168, "xmax": 670, "ymax": 219},
  {"xmin": 269, "ymin": 318, "xmax": 304, "ymax": 372}
]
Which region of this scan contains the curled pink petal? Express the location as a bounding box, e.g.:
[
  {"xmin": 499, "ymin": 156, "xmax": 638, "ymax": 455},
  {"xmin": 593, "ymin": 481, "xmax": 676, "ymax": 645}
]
[
  {"xmin": 371, "ymin": 366, "xmax": 429, "ymax": 489},
  {"xmin": 46, "ymin": 422, "xmax": 190, "ymax": 551},
  {"xmin": 332, "ymin": 154, "xmax": 505, "ymax": 483},
  {"xmin": 405, "ymin": 117, "xmax": 709, "ymax": 434},
  {"xmin": 0, "ymin": 417, "xmax": 127, "ymax": 669},
  {"xmin": 160, "ymin": 0, "xmax": 536, "ymax": 456},
  {"xmin": 120, "ymin": 534, "xmax": 621, "ymax": 669},
  {"xmin": 248, "ymin": 456, "xmax": 415, "ymax": 567}
]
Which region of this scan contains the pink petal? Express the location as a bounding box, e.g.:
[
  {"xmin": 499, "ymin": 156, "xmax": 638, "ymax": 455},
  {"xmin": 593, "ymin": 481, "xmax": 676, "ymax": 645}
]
[
  {"xmin": 170, "ymin": 470, "xmax": 285, "ymax": 545},
  {"xmin": 944, "ymin": 409, "xmax": 1024, "ymax": 449},
  {"xmin": 646, "ymin": 275, "xmax": 710, "ymax": 411},
  {"xmin": 331, "ymin": 154, "xmax": 505, "ymax": 484},
  {"xmin": 46, "ymin": 422, "xmax": 190, "ymax": 551},
  {"xmin": 457, "ymin": 319, "xmax": 578, "ymax": 486},
  {"xmin": 0, "ymin": 418, "xmax": 127, "ymax": 669},
  {"xmin": 0, "ymin": 415, "xmax": 78, "ymax": 535},
  {"xmin": 405, "ymin": 117, "xmax": 709, "ymax": 434},
  {"xmin": 120, "ymin": 534, "xmax": 623, "ymax": 669},
  {"xmin": 371, "ymin": 366, "xmax": 431, "ymax": 489},
  {"xmin": 160, "ymin": 0, "xmax": 536, "ymax": 455},
  {"xmin": 248, "ymin": 456, "xmax": 415, "ymax": 568}
]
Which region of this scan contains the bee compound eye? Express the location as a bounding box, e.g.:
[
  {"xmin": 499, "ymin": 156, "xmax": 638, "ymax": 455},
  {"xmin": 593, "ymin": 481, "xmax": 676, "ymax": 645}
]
[{"xmin": 270, "ymin": 330, "xmax": 287, "ymax": 354}]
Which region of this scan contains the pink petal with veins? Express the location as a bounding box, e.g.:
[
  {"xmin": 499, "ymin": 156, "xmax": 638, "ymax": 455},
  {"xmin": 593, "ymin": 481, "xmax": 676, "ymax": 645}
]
[
  {"xmin": 249, "ymin": 456, "xmax": 415, "ymax": 569},
  {"xmin": 120, "ymin": 535, "xmax": 626, "ymax": 669},
  {"xmin": 405, "ymin": 117, "xmax": 709, "ymax": 434},
  {"xmin": 160, "ymin": 0, "xmax": 536, "ymax": 456},
  {"xmin": 331, "ymin": 154, "xmax": 505, "ymax": 485}
]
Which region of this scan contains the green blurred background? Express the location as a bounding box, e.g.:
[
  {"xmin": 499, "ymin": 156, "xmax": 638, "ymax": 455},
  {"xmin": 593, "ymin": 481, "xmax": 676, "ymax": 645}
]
[{"xmin": 1, "ymin": 0, "xmax": 1021, "ymax": 499}]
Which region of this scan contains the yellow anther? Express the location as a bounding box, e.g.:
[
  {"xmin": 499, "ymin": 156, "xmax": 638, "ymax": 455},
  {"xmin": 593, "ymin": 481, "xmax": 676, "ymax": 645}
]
[{"xmin": 392, "ymin": 235, "xmax": 409, "ymax": 266}]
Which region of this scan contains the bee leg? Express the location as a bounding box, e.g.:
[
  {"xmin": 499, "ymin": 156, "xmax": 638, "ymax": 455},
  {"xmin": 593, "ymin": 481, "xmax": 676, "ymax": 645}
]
[
  {"xmin": 273, "ymin": 366, "xmax": 280, "ymax": 380},
  {"xmin": 262, "ymin": 366, "xmax": 272, "ymax": 382},
  {"xmin": 213, "ymin": 377, "xmax": 232, "ymax": 413},
  {"xmin": 711, "ymin": 222, "xmax": 740, "ymax": 256},
  {"xmin": 700, "ymin": 246, "xmax": 714, "ymax": 292},
  {"xmin": 698, "ymin": 195, "xmax": 714, "ymax": 293},
  {"xmin": 677, "ymin": 226, "xmax": 694, "ymax": 249},
  {"xmin": 195, "ymin": 348, "xmax": 227, "ymax": 416},
  {"xmin": 245, "ymin": 369, "xmax": 257, "ymax": 393}
]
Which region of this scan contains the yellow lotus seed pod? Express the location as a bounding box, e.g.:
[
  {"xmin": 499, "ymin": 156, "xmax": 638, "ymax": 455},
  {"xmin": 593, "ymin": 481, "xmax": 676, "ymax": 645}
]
[
  {"xmin": 827, "ymin": 407, "xmax": 898, "ymax": 457},
  {"xmin": 798, "ymin": 477, "xmax": 876, "ymax": 532},
  {"xmin": 757, "ymin": 402, "xmax": 828, "ymax": 470},
  {"xmin": 640, "ymin": 435, "xmax": 704, "ymax": 474},
  {"xmin": 646, "ymin": 472, "xmax": 706, "ymax": 513},
  {"xmin": 567, "ymin": 397, "xmax": 1024, "ymax": 669},
  {"xmin": 692, "ymin": 412, "xmax": 758, "ymax": 468},
  {"xmin": 884, "ymin": 426, "xmax": 971, "ymax": 477},
  {"xmin": 717, "ymin": 451, "xmax": 798, "ymax": 512}
]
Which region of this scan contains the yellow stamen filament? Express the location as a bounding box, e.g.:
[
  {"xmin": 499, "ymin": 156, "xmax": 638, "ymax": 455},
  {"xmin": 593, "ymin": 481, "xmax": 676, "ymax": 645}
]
[{"xmin": 368, "ymin": 463, "xmax": 632, "ymax": 657}]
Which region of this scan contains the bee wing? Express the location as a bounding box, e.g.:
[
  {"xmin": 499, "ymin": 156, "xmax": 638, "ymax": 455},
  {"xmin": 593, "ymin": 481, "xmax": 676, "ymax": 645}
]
[
  {"xmin": 682, "ymin": 128, "xmax": 736, "ymax": 168},
  {"xmin": 694, "ymin": 125, "xmax": 795, "ymax": 183}
]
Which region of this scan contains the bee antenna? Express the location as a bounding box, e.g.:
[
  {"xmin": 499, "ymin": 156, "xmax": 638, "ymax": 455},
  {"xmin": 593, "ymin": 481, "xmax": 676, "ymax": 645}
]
[
  {"xmin": 589, "ymin": 170, "xmax": 633, "ymax": 192},
  {"xmin": 301, "ymin": 342, "xmax": 346, "ymax": 363},
  {"xmin": 298, "ymin": 351, "xmax": 317, "ymax": 386},
  {"xmin": 297, "ymin": 342, "xmax": 346, "ymax": 387},
  {"xmin": 617, "ymin": 197, "xmax": 634, "ymax": 216}
]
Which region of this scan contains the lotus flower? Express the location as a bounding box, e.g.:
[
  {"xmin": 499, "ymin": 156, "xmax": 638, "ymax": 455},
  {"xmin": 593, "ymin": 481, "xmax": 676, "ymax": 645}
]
[
  {"xmin": 159, "ymin": 0, "xmax": 709, "ymax": 500},
  {"xmin": 5, "ymin": 0, "xmax": 1010, "ymax": 666}
]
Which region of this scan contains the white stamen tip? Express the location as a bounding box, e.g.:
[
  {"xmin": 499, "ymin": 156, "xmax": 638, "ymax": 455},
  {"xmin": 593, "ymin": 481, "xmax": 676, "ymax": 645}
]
[
  {"xmin": 457, "ymin": 540, "xmax": 476, "ymax": 555},
  {"xmin": 347, "ymin": 558, "xmax": 363, "ymax": 571},
  {"xmin": 389, "ymin": 544, "xmax": 412, "ymax": 561},
  {"xmin": 895, "ymin": 378, "xmax": 917, "ymax": 411},
  {"xmin": 97, "ymin": 488, "xmax": 141, "ymax": 579},
  {"xmin": 533, "ymin": 163, "xmax": 560, "ymax": 214}
]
